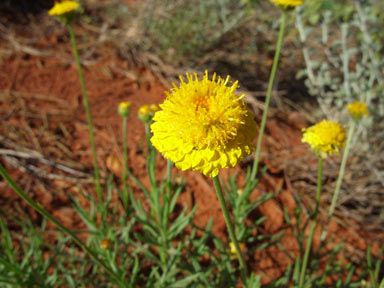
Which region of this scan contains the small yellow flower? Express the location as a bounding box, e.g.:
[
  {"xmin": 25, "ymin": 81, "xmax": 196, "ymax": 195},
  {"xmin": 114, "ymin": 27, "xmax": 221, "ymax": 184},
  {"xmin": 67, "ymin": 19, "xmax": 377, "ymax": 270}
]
[
  {"xmin": 228, "ymin": 242, "xmax": 246, "ymax": 260},
  {"xmin": 118, "ymin": 101, "xmax": 131, "ymax": 117},
  {"xmin": 100, "ymin": 239, "xmax": 111, "ymax": 250},
  {"xmin": 151, "ymin": 71, "xmax": 257, "ymax": 177},
  {"xmin": 302, "ymin": 120, "xmax": 346, "ymax": 158},
  {"xmin": 270, "ymin": 0, "xmax": 303, "ymax": 8},
  {"xmin": 48, "ymin": 1, "xmax": 80, "ymax": 17},
  {"xmin": 346, "ymin": 101, "xmax": 368, "ymax": 120}
]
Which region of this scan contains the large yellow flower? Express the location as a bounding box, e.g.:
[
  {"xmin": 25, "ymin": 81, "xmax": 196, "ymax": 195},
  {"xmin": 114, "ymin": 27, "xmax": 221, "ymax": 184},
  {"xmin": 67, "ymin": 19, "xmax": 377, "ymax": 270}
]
[
  {"xmin": 151, "ymin": 71, "xmax": 257, "ymax": 177},
  {"xmin": 346, "ymin": 101, "xmax": 369, "ymax": 120},
  {"xmin": 48, "ymin": 1, "xmax": 80, "ymax": 17},
  {"xmin": 302, "ymin": 120, "xmax": 346, "ymax": 158},
  {"xmin": 270, "ymin": 0, "xmax": 303, "ymax": 8}
]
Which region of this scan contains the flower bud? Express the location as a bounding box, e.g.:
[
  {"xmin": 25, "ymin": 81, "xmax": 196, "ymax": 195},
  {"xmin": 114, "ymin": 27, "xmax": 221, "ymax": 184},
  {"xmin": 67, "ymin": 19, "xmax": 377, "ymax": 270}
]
[
  {"xmin": 138, "ymin": 104, "xmax": 152, "ymax": 123},
  {"xmin": 118, "ymin": 101, "xmax": 132, "ymax": 117},
  {"xmin": 100, "ymin": 239, "xmax": 111, "ymax": 250},
  {"xmin": 150, "ymin": 104, "xmax": 159, "ymax": 113}
]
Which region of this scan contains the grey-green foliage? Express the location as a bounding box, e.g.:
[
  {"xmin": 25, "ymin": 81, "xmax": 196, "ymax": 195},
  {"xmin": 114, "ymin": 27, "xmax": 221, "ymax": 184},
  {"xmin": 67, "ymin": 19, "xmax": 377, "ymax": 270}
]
[
  {"xmin": 296, "ymin": 0, "xmax": 384, "ymax": 133},
  {"xmin": 138, "ymin": 0, "xmax": 247, "ymax": 66},
  {"xmin": 296, "ymin": 0, "xmax": 384, "ymax": 241}
]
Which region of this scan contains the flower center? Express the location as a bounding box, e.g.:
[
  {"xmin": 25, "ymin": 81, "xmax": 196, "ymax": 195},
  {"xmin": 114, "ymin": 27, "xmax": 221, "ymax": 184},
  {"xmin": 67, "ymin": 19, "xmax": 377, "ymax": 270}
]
[{"xmin": 188, "ymin": 94, "xmax": 244, "ymax": 149}]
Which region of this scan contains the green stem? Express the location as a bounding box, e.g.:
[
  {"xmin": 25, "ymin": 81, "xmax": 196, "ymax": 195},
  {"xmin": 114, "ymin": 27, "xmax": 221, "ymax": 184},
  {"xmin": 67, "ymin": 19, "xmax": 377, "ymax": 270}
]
[
  {"xmin": 328, "ymin": 121, "xmax": 355, "ymax": 219},
  {"xmin": 166, "ymin": 160, "xmax": 173, "ymax": 185},
  {"xmin": 121, "ymin": 116, "xmax": 129, "ymax": 210},
  {"xmin": 122, "ymin": 116, "xmax": 128, "ymax": 191},
  {"xmin": 68, "ymin": 23, "xmax": 102, "ymax": 202},
  {"xmin": 321, "ymin": 121, "xmax": 356, "ymax": 242},
  {"xmin": 145, "ymin": 123, "xmax": 157, "ymax": 192},
  {"xmin": 145, "ymin": 123, "xmax": 153, "ymax": 154},
  {"xmin": 159, "ymin": 230, "xmax": 168, "ymax": 269},
  {"xmin": 164, "ymin": 159, "xmax": 173, "ymax": 196},
  {"xmin": 145, "ymin": 123, "xmax": 159, "ymax": 217},
  {"xmin": 380, "ymin": 278, "xmax": 384, "ymax": 288},
  {"xmin": 0, "ymin": 164, "xmax": 125, "ymax": 287},
  {"xmin": 212, "ymin": 176, "xmax": 248, "ymax": 285},
  {"xmin": 250, "ymin": 10, "xmax": 287, "ymax": 181},
  {"xmin": 367, "ymin": 246, "xmax": 378, "ymax": 288},
  {"xmin": 299, "ymin": 158, "xmax": 323, "ymax": 288},
  {"xmin": 144, "ymin": 123, "xmax": 168, "ymax": 268}
]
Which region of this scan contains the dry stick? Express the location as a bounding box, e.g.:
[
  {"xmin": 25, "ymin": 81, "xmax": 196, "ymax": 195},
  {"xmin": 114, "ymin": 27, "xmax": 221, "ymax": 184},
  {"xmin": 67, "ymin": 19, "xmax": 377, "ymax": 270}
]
[
  {"xmin": 2, "ymin": 155, "xmax": 93, "ymax": 183},
  {"xmin": 0, "ymin": 163, "xmax": 125, "ymax": 287},
  {"xmin": 0, "ymin": 148, "xmax": 90, "ymax": 177}
]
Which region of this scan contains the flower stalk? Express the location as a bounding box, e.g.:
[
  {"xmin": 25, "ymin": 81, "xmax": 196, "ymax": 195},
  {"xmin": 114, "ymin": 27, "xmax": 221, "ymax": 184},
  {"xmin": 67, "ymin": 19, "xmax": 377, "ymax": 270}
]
[
  {"xmin": 328, "ymin": 120, "xmax": 355, "ymax": 219},
  {"xmin": 121, "ymin": 115, "xmax": 129, "ymax": 209},
  {"xmin": 322, "ymin": 101, "xmax": 367, "ymax": 240},
  {"xmin": 299, "ymin": 157, "xmax": 323, "ymax": 288},
  {"xmin": 118, "ymin": 101, "xmax": 132, "ymax": 209},
  {"xmin": 165, "ymin": 160, "xmax": 173, "ymax": 192},
  {"xmin": 250, "ymin": 10, "xmax": 287, "ymax": 181},
  {"xmin": 68, "ymin": 23, "xmax": 102, "ymax": 202},
  {"xmin": 213, "ymin": 176, "xmax": 248, "ymax": 284}
]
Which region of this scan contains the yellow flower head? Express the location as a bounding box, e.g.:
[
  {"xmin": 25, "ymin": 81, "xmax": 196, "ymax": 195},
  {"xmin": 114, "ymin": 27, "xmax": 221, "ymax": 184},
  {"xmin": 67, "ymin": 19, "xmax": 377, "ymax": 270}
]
[
  {"xmin": 302, "ymin": 120, "xmax": 346, "ymax": 158},
  {"xmin": 346, "ymin": 101, "xmax": 368, "ymax": 120},
  {"xmin": 270, "ymin": 0, "xmax": 303, "ymax": 8},
  {"xmin": 151, "ymin": 71, "xmax": 257, "ymax": 177},
  {"xmin": 48, "ymin": 1, "xmax": 80, "ymax": 17},
  {"xmin": 118, "ymin": 101, "xmax": 131, "ymax": 117}
]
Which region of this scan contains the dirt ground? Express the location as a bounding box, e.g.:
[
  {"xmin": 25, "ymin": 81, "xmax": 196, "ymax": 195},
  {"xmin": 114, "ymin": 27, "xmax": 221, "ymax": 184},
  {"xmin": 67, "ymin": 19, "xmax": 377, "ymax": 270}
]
[{"xmin": 0, "ymin": 2, "xmax": 383, "ymax": 285}]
